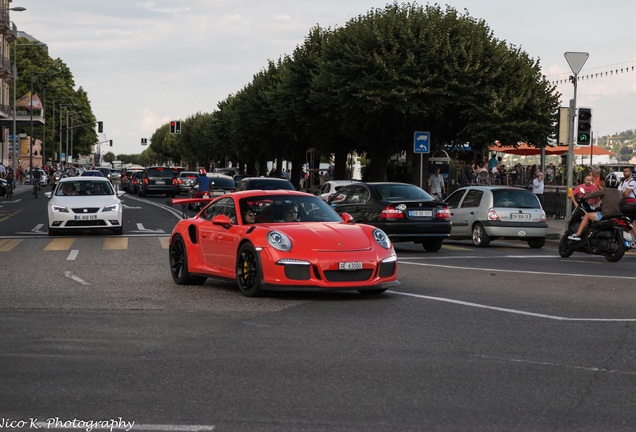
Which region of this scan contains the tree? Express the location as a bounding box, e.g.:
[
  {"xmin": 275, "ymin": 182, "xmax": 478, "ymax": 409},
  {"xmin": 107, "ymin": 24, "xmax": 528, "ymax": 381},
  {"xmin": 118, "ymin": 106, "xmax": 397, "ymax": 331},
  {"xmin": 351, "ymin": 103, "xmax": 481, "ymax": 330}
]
[
  {"xmin": 13, "ymin": 38, "xmax": 98, "ymax": 164},
  {"xmin": 311, "ymin": 4, "xmax": 560, "ymax": 180}
]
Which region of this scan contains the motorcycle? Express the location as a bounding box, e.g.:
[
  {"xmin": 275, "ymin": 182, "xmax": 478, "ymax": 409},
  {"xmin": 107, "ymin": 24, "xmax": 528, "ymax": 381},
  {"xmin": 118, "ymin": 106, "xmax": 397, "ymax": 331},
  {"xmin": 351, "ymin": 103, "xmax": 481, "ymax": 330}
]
[
  {"xmin": 559, "ymin": 193, "xmax": 634, "ymax": 262},
  {"xmin": 187, "ymin": 185, "xmax": 210, "ymax": 211}
]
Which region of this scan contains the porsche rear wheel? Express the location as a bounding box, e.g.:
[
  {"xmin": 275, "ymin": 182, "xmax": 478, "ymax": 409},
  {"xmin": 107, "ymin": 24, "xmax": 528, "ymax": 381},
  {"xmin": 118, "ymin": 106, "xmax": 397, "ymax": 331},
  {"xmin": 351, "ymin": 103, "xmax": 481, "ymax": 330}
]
[
  {"xmin": 236, "ymin": 243, "xmax": 263, "ymax": 297},
  {"xmin": 169, "ymin": 235, "xmax": 206, "ymax": 285}
]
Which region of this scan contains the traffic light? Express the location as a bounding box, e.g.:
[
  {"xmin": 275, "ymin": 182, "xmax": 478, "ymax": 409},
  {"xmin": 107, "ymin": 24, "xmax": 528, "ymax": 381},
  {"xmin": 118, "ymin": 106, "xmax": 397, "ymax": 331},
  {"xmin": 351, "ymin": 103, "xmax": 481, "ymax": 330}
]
[
  {"xmin": 170, "ymin": 121, "xmax": 176, "ymax": 134},
  {"xmin": 175, "ymin": 120, "xmax": 181, "ymax": 134},
  {"xmin": 109, "ymin": 140, "xmax": 113, "ymax": 147},
  {"xmin": 97, "ymin": 121, "xmax": 103, "ymax": 133},
  {"xmin": 577, "ymin": 108, "xmax": 592, "ymax": 145}
]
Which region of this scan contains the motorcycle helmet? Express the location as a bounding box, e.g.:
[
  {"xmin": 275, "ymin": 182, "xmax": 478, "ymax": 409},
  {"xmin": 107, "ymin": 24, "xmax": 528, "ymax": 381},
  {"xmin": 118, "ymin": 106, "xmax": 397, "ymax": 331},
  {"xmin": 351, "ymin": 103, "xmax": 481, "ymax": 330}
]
[
  {"xmin": 199, "ymin": 168, "xmax": 207, "ymax": 176},
  {"xmin": 605, "ymin": 173, "xmax": 619, "ymax": 188}
]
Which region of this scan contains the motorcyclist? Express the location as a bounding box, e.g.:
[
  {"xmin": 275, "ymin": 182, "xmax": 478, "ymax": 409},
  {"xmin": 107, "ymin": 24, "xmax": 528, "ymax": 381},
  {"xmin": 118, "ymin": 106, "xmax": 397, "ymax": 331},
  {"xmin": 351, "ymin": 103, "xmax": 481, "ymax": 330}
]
[
  {"xmin": 569, "ymin": 173, "xmax": 623, "ymax": 241},
  {"xmin": 192, "ymin": 168, "xmax": 211, "ymax": 198}
]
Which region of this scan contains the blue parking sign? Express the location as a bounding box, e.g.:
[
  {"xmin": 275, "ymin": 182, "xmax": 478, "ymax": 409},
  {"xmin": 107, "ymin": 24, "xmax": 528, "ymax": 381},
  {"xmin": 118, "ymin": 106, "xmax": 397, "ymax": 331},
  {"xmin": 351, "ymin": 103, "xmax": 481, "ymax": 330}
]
[{"xmin": 414, "ymin": 131, "xmax": 430, "ymax": 153}]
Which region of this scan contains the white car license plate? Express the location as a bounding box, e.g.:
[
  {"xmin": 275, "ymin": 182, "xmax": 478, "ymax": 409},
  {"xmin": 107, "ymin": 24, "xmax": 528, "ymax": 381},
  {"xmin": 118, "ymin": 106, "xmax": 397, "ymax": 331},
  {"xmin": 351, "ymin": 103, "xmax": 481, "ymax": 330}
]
[
  {"xmin": 408, "ymin": 210, "xmax": 433, "ymax": 217},
  {"xmin": 74, "ymin": 215, "xmax": 97, "ymax": 221},
  {"xmin": 339, "ymin": 262, "xmax": 363, "ymax": 271},
  {"xmin": 510, "ymin": 213, "xmax": 531, "ymax": 220}
]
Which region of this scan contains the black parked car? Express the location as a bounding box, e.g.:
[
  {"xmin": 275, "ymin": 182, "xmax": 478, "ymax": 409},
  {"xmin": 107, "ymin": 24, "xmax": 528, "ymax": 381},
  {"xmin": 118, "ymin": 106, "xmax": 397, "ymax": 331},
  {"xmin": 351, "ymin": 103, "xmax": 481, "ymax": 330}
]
[{"xmin": 327, "ymin": 182, "xmax": 451, "ymax": 252}]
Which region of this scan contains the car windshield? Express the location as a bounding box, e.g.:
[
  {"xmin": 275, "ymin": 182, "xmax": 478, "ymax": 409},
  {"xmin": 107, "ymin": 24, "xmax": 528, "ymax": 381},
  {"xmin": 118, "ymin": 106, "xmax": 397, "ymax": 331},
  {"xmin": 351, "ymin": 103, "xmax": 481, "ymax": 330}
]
[
  {"xmin": 55, "ymin": 180, "xmax": 114, "ymax": 196},
  {"xmin": 492, "ymin": 189, "xmax": 540, "ymax": 208},
  {"xmin": 235, "ymin": 194, "xmax": 342, "ymax": 224},
  {"xmin": 373, "ymin": 184, "xmax": 433, "ymax": 201},
  {"xmin": 244, "ymin": 179, "xmax": 295, "ymax": 190},
  {"xmin": 147, "ymin": 168, "xmax": 175, "ymax": 178},
  {"xmin": 211, "ymin": 177, "xmax": 236, "ymax": 189}
]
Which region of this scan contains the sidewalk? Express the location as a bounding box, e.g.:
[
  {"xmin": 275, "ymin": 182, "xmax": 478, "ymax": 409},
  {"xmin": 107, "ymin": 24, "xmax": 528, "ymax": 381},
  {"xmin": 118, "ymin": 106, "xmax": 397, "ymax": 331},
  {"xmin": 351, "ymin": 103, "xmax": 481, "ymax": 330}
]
[{"xmin": 546, "ymin": 217, "xmax": 565, "ymax": 240}]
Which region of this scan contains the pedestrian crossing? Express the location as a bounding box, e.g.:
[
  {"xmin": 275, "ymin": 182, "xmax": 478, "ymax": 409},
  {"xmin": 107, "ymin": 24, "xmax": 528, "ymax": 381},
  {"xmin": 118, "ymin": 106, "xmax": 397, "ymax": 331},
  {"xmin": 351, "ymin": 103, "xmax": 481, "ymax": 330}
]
[{"xmin": 0, "ymin": 236, "xmax": 170, "ymax": 252}]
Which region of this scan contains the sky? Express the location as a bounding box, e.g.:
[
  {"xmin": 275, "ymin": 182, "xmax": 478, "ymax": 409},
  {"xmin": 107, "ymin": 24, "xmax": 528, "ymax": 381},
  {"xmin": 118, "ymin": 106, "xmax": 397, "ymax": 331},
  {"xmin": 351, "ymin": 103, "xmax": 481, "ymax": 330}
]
[{"xmin": 11, "ymin": 0, "xmax": 636, "ymax": 157}]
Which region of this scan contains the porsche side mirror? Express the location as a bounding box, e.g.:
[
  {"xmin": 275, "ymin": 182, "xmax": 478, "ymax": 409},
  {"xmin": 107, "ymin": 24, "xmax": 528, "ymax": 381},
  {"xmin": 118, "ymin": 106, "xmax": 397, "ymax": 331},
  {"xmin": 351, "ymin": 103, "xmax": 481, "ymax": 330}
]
[
  {"xmin": 341, "ymin": 212, "xmax": 354, "ymax": 224},
  {"xmin": 212, "ymin": 214, "xmax": 232, "ymax": 228}
]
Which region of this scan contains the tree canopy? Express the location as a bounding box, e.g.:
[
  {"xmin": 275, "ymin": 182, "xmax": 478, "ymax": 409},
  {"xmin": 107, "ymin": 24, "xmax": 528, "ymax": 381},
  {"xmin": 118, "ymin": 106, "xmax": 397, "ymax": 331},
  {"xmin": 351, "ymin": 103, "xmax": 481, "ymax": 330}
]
[{"xmin": 13, "ymin": 37, "xmax": 99, "ymax": 164}]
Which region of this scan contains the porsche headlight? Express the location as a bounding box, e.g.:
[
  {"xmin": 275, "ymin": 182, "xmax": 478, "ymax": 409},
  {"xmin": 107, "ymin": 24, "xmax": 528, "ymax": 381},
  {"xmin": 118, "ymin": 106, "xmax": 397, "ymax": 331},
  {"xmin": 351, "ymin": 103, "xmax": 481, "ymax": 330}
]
[
  {"xmin": 51, "ymin": 205, "xmax": 69, "ymax": 213},
  {"xmin": 372, "ymin": 228, "xmax": 391, "ymax": 249},
  {"xmin": 103, "ymin": 204, "xmax": 119, "ymax": 212},
  {"xmin": 267, "ymin": 230, "xmax": 292, "ymax": 252}
]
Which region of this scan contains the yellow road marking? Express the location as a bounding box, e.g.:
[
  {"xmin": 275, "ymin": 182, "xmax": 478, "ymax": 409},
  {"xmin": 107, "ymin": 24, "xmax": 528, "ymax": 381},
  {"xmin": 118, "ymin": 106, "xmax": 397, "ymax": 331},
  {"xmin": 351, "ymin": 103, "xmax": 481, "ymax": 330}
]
[
  {"xmin": 0, "ymin": 239, "xmax": 23, "ymax": 252},
  {"xmin": 442, "ymin": 244, "xmax": 473, "ymax": 251},
  {"xmin": 103, "ymin": 238, "xmax": 128, "ymax": 250},
  {"xmin": 44, "ymin": 238, "xmax": 76, "ymax": 251},
  {"xmin": 158, "ymin": 237, "xmax": 170, "ymax": 249}
]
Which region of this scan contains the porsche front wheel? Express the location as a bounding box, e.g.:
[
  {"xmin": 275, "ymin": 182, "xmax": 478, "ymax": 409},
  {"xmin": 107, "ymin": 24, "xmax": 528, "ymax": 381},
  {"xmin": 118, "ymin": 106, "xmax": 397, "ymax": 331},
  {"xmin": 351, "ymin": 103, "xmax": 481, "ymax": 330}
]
[
  {"xmin": 236, "ymin": 243, "xmax": 263, "ymax": 297},
  {"xmin": 169, "ymin": 235, "xmax": 206, "ymax": 285}
]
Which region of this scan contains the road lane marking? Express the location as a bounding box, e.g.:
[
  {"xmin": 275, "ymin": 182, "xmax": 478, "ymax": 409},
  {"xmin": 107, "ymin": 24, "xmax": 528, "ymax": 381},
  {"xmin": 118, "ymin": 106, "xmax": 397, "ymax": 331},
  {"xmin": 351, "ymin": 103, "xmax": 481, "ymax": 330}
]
[
  {"xmin": 132, "ymin": 223, "xmax": 165, "ymax": 234},
  {"xmin": 103, "ymin": 237, "xmax": 128, "ymax": 250},
  {"xmin": 388, "ymin": 290, "xmax": 636, "ymax": 322},
  {"xmin": 158, "ymin": 237, "xmax": 170, "ymax": 249},
  {"xmin": 399, "ymin": 260, "xmax": 636, "ymax": 280},
  {"xmin": 64, "ymin": 270, "xmax": 90, "ymax": 285},
  {"xmin": 45, "ymin": 238, "xmax": 76, "ymax": 251},
  {"xmin": 474, "ymin": 354, "xmax": 636, "ymax": 376},
  {"xmin": 0, "ymin": 239, "xmax": 22, "ymax": 251},
  {"xmin": 67, "ymin": 250, "xmax": 79, "ymax": 261},
  {"xmin": 441, "ymin": 244, "xmax": 473, "ymax": 251}
]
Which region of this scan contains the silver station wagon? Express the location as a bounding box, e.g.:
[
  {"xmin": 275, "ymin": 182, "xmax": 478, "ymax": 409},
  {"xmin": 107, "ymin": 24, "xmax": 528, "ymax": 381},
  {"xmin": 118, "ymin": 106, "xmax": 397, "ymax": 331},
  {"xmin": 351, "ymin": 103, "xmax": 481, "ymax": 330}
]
[{"xmin": 444, "ymin": 186, "xmax": 548, "ymax": 248}]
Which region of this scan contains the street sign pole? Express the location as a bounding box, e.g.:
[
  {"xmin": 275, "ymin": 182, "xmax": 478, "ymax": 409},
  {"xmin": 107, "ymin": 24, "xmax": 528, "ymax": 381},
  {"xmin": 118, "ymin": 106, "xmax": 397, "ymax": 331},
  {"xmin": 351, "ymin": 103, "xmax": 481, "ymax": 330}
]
[
  {"xmin": 414, "ymin": 131, "xmax": 430, "ymax": 189},
  {"xmin": 564, "ymin": 52, "xmax": 588, "ymax": 223}
]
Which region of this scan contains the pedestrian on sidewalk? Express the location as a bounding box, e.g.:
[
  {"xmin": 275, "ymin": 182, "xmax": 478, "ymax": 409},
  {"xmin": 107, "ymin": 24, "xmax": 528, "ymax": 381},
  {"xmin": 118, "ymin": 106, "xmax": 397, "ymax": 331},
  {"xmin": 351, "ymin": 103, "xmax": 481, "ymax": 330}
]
[{"xmin": 532, "ymin": 171, "xmax": 544, "ymax": 207}]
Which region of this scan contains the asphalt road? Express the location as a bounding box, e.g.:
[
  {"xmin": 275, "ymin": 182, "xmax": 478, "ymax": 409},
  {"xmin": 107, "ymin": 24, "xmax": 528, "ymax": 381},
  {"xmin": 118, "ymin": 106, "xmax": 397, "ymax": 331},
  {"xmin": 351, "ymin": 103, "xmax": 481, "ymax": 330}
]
[{"xmin": 1, "ymin": 187, "xmax": 635, "ymax": 432}]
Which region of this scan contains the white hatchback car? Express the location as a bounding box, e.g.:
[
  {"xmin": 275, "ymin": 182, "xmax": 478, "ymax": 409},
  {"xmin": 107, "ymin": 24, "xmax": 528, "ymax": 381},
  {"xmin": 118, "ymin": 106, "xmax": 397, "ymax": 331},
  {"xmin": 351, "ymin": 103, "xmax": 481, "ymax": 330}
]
[
  {"xmin": 45, "ymin": 177, "xmax": 125, "ymax": 236},
  {"xmin": 444, "ymin": 185, "xmax": 548, "ymax": 248},
  {"xmin": 317, "ymin": 180, "xmax": 361, "ymax": 202}
]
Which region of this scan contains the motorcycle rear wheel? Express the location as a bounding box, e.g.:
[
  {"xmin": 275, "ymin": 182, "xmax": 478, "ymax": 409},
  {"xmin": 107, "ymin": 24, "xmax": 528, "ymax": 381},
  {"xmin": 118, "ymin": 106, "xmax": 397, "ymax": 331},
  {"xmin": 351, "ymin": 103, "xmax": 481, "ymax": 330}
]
[
  {"xmin": 558, "ymin": 235, "xmax": 574, "ymax": 258},
  {"xmin": 604, "ymin": 231, "xmax": 626, "ymax": 262}
]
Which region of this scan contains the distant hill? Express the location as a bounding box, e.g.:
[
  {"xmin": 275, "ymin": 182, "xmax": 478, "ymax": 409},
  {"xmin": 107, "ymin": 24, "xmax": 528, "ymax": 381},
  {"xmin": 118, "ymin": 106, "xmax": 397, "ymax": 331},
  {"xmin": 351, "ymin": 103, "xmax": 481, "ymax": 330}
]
[{"xmin": 599, "ymin": 130, "xmax": 635, "ymax": 163}]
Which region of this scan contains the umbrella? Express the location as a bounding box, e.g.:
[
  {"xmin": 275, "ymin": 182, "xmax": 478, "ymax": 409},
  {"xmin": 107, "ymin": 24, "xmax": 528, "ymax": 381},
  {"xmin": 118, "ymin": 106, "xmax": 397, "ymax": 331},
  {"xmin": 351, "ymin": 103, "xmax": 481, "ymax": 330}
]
[
  {"xmin": 572, "ymin": 145, "xmax": 614, "ymax": 156},
  {"xmin": 488, "ymin": 143, "xmax": 565, "ymax": 156}
]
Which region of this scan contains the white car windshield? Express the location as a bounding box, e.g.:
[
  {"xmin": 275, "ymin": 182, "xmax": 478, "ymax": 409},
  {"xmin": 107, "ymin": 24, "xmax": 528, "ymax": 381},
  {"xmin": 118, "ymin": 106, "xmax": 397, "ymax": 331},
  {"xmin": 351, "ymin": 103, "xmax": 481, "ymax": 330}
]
[{"xmin": 56, "ymin": 181, "xmax": 114, "ymax": 196}]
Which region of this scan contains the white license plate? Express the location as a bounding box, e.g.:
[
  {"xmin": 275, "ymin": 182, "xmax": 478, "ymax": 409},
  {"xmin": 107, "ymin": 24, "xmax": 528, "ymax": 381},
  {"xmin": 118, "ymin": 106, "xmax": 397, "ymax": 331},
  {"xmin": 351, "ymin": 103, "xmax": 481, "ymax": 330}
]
[
  {"xmin": 339, "ymin": 262, "xmax": 363, "ymax": 271},
  {"xmin": 74, "ymin": 215, "xmax": 97, "ymax": 221},
  {"xmin": 510, "ymin": 213, "xmax": 531, "ymax": 220},
  {"xmin": 408, "ymin": 210, "xmax": 433, "ymax": 217}
]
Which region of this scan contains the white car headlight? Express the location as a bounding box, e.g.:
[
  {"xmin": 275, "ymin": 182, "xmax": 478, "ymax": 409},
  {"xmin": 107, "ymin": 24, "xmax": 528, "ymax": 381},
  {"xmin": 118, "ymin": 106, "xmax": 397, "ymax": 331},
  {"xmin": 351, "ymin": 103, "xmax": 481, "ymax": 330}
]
[
  {"xmin": 372, "ymin": 228, "xmax": 391, "ymax": 249},
  {"xmin": 51, "ymin": 205, "xmax": 69, "ymax": 213},
  {"xmin": 103, "ymin": 204, "xmax": 119, "ymax": 212},
  {"xmin": 267, "ymin": 230, "xmax": 292, "ymax": 252}
]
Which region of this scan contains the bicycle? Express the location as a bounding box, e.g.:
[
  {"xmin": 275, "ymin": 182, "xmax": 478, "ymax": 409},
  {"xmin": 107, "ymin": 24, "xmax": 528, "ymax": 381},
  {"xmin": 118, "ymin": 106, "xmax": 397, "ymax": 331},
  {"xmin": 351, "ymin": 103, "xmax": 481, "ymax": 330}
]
[
  {"xmin": 32, "ymin": 179, "xmax": 41, "ymax": 199},
  {"xmin": 5, "ymin": 181, "xmax": 13, "ymax": 200}
]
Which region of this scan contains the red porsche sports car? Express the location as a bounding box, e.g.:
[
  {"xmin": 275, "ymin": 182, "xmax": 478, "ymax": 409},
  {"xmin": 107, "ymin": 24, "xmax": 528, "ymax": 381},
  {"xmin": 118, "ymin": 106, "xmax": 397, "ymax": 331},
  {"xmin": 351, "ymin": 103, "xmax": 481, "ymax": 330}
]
[{"xmin": 168, "ymin": 190, "xmax": 399, "ymax": 297}]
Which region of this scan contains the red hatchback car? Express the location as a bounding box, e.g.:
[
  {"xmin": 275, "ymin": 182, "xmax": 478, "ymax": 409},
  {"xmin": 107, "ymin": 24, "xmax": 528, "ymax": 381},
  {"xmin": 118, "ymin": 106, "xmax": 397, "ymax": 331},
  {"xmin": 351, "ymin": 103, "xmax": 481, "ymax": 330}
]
[{"xmin": 168, "ymin": 190, "xmax": 399, "ymax": 297}]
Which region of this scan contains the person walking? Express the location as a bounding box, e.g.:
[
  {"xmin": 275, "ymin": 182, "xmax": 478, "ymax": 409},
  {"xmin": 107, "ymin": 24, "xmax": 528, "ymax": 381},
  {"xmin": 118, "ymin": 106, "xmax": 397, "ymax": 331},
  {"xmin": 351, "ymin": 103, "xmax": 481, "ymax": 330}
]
[
  {"xmin": 428, "ymin": 166, "xmax": 445, "ymax": 199},
  {"xmin": 532, "ymin": 171, "xmax": 545, "ymax": 207}
]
